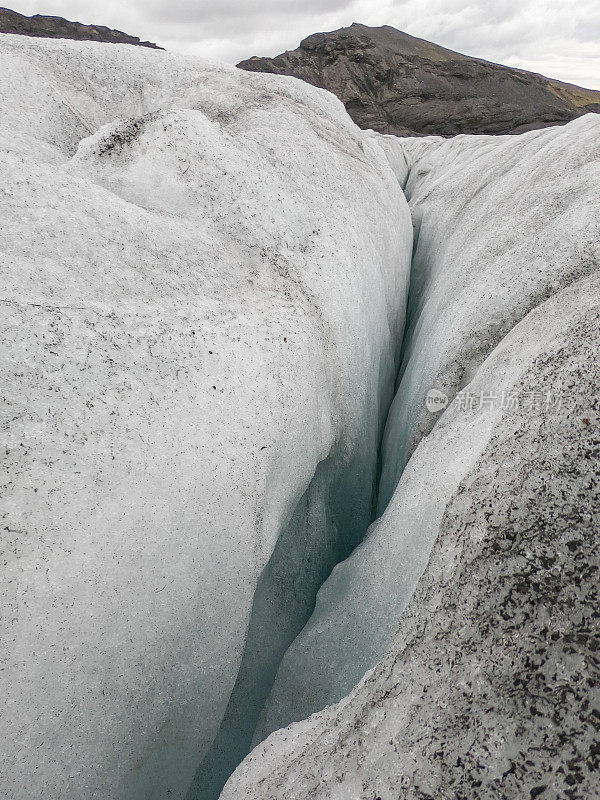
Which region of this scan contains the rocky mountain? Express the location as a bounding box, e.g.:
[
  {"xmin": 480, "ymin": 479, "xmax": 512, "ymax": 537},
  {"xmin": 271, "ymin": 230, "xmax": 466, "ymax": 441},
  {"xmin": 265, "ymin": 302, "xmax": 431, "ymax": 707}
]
[
  {"xmin": 238, "ymin": 23, "xmax": 600, "ymax": 136},
  {"xmin": 0, "ymin": 6, "xmax": 161, "ymax": 48}
]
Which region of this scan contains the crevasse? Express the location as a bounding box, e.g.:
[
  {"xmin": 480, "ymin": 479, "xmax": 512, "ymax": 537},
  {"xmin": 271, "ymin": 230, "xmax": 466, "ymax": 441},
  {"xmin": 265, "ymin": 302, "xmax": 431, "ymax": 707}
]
[
  {"xmin": 219, "ymin": 112, "xmax": 600, "ymax": 800},
  {"xmin": 183, "ymin": 134, "xmax": 427, "ymax": 800},
  {"xmin": 241, "ymin": 115, "xmax": 600, "ymax": 774},
  {"xmin": 186, "ymin": 210, "xmax": 414, "ymax": 800}
]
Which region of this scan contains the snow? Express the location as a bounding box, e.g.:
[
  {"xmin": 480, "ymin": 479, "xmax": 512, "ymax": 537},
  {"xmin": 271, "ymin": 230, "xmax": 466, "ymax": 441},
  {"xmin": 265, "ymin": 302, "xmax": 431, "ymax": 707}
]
[
  {"xmin": 254, "ymin": 114, "xmax": 600, "ymax": 742},
  {"xmin": 0, "ymin": 34, "xmax": 412, "ymax": 800}
]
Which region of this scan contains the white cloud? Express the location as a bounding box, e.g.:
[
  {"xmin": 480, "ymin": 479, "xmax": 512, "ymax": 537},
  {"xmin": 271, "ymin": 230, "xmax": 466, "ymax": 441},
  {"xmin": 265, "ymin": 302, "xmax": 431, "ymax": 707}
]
[{"xmin": 7, "ymin": 0, "xmax": 600, "ymax": 88}]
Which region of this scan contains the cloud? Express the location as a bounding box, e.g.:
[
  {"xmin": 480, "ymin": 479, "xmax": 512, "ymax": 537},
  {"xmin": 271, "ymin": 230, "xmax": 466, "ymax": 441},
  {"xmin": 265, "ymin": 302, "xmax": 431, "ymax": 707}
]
[
  {"xmin": 387, "ymin": 0, "xmax": 600, "ymax": 88},
  {"xmin": 141, "ymin": 0, "xmax": 363, "ymax": 46},
  {"xmin": 143, "ymin": 0, "xmax": 354, "ymax": 26},
  {"xmin": 6, "ymin": 0, "xmax": 600, "ymax": 87}
]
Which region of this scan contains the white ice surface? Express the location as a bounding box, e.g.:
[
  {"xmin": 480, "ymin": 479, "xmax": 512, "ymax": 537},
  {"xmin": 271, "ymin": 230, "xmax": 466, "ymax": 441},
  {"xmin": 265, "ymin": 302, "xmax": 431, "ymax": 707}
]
[
  {"xmin": 223, "ymin": 220, "xmax": 600, "ymax": 800},
  {"xmin": 0, "ymin": 35, "xmax": 412, "ymax": 800},
  {"xmin": 255, "ymin": 114, "xmax": 600, "ymax": 741}
]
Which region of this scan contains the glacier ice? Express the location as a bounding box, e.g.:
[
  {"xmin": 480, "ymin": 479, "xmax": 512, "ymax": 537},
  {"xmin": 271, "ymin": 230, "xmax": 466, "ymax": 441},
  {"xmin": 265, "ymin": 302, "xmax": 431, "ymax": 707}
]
[
  {"xmin": 0, "ymin": 34, "xmax": 412, "ymax": 800},
  {"xmin": 253, "ymin": 114, "xmax": 600, "ymax": 742},
  {"xmin": 3, "ymin": 28, "xmax": 600, "ymax": 800},
  {"xmin": 225, "ymin": 271, "xmax": 600, "ymax": 800},
  {"xmin": 224, "ymin": 116, "xmax": 600, "ymax": 799}
]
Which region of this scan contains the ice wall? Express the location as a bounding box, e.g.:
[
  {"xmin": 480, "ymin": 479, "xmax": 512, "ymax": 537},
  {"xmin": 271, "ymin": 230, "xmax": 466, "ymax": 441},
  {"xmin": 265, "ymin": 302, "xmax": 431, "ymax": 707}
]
[
  {"xmin": 223, "ymin": 267, "xmax": 600, "ymax": 800},
  {"xmin": 0, "ymin": 35, "xmax": 412, "ymax": 800},
  {"xmin": 253, "ymin": 114, "xmax": 600, "ymax": 743}
]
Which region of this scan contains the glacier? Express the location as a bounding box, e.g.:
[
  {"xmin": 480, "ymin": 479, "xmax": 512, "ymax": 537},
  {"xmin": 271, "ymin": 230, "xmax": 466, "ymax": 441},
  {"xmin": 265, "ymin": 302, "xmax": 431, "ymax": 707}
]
[
  {"xmin": 253, "ymin": 115, "xmax": 600, "ymax": 742},
  {"xmin": 225, "ymin": 117, "xmax": 600, "ymax": 797},
  {"xmin": 224, "ymin": 264, "xmax": 600, "ymax": 799},
  {"xmin": 224, "ymin": 267, "xmax": 600, "ymax": 799},
  {"xmin": 2, "ymin": 29, "xmax": 600, "ymax": 800},
  {"xmin": 0, "ymin": 33, "xmax": 411, "ymax": 800}
]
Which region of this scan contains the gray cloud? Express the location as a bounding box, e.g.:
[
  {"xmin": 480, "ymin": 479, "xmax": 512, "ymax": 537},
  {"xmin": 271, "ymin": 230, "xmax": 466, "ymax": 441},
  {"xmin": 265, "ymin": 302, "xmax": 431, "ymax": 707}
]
[
  {"xmin": 7, "ymin": 0, "xmax": 600, "ymax": 88},
  {"xmin": 140, "ymin": 0, "xmax": 363, "ymax": 44},
  {"xmin": 143, "ymin": 0, "xmax": 354, "ymax": 25}
]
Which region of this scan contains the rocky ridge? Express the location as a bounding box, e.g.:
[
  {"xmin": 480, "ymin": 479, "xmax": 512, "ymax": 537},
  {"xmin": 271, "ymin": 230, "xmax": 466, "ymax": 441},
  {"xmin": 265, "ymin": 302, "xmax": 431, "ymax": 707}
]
[
  {"xmin": 238, "ymin": 23, "xmax": 600, "ymax": 136},
  {"xmin": 0, "ymin": 6, "xmax": 161, "ymax": 48}
]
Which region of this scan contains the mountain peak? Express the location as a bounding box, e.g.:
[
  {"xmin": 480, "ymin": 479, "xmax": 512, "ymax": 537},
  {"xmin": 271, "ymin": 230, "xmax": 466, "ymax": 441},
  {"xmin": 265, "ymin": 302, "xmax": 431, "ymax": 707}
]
[{"xmin": 238, "ymin": 23, "xmax": 600, "ymax": 136}]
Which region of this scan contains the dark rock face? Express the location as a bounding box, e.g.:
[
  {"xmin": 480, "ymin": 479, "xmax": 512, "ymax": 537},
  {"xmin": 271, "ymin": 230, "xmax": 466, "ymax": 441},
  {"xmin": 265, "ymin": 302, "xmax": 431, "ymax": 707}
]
[
  {"xmin": 238, "ymin": 23, "xmax": 600, "ymax": 136},
  {"xmin": 0, "ymin": 6, "xmax": 161, "ymax": 49}
]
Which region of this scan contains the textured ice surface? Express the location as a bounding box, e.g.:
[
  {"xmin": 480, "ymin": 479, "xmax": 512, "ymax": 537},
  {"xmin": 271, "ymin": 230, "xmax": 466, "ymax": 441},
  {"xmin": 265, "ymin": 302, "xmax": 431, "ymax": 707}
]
[
  {"xmin": 5, "ymin": 31, "xmax": 600, "ymax": 800},
  {"xmin": 379, "ymin": 115, "xmax": 600, "ymax": 509},
  {"xmin": 249, "ymin": 115, "xmax": 600, "ymax": 762},
  {"xmin": 0, "ymin": 34, "xmax": 412, "ymax": 800},
  {"xmin": 224, "ymin": 259, "xmax": 600, "ymax": 800}
]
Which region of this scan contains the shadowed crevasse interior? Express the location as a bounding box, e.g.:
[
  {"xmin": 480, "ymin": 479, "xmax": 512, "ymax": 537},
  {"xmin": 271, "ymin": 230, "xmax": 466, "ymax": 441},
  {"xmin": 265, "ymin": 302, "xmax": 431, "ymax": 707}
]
[{"xmin": 185, "ymin": 212, "xmax": 415, "ymax": 800}]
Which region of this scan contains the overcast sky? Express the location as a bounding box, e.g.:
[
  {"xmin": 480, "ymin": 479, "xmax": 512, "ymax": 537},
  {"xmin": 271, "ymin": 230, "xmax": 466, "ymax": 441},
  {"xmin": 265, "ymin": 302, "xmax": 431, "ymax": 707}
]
[{"xmin": 8, "ymin": 0, "xmax": 600, "ymax": 89}]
